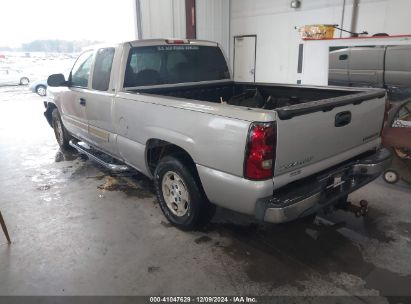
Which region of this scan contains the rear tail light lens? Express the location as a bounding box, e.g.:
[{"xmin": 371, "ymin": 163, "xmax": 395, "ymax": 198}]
[{"xmin": 244, "ymin": 122, "xmax": 277, "ymax": 180}]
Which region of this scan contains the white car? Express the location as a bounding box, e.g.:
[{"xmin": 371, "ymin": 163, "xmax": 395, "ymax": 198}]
[
  {"xmin": 29, "ymin": 79, "xmax": 47, "ymax": 96},
  {"xmin": 0, "ymin": 68, "xmax": 30, "ymax": 86}
]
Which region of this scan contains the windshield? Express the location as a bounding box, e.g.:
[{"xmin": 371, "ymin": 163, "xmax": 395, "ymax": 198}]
[{"xmin": 124, "ymin": 45, "xmax": 230, "ymax": 87}]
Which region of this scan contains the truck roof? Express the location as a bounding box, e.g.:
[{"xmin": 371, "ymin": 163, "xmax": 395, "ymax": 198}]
[
  {"xmin": 128, "ymin": 39, "xmax": 219, "ymax": 47},
  {"xmin": 84, "ymin": 39, "xmax": 219, "ymax": 51}
]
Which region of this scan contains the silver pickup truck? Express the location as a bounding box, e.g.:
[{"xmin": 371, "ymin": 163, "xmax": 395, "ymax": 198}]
[
  {"xmin": 44, "ymin": 39, "xmax": 392, "ymax": 230},
  {"xmin": 329, "ymin": 45, "xmax": 411, "ymax": 90}
]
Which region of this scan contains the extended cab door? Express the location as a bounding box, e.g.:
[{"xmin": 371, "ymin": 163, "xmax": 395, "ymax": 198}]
[
  {"xmin": 61, "ymin": 51, "xmax": 94, "ymax": 140},
  {"xmin": 384, "ymin": 45, "xmax": 411, "ymax": 88},
  {"xmin": 328, "ymin": 49, "xmax": 349, "ymax": 86},
  {"xmin": 348, "ymin": 47, "xmax": 385, "ymax": 87},
  {"xmin": 85, "ymin": 47, "xmax": 118, "ymax": 156}
]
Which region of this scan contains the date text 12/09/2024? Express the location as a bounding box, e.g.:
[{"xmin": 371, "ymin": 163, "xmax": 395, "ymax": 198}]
[{"xmin": 149, "ymin": 296, "xmax": 257, "ymax": 303}]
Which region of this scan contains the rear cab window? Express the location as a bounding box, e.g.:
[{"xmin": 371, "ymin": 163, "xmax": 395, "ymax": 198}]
[
  {"xmin": 124, "ymin": 44, "xmax": 229, "ymax": 88},
  {"xmin": 92, "ymin": 48, "xmax": 115, "ymax": 91}
]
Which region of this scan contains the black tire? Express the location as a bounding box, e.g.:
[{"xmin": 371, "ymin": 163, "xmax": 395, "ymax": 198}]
[
  {"xmin": 36, "ymin": 85, "xmax": 47, "ymax": 96},
  {"xmin": 154, "ymin": 155, "xmax": 215, "ymax": 230},
  {"xmin": 19, "ymin": 77, "xmax": 29, "ymax": 85},
  {"xmin": 51, "ymin": 109, "xmax": 72, "ymax": 149},
  {"xmin": 383, "ymin": 170, "xmax": 399, "ymax": 184}
]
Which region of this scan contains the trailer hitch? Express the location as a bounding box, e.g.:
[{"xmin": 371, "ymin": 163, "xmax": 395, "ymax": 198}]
[{"xmin": 338, "ymin": 200, "xmax": 369, "ymax": 217}]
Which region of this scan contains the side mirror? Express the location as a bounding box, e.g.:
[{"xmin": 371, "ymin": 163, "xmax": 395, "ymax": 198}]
[{"xmin": 47, "ymin": 74, "xmax": 67, "ymax": 87}]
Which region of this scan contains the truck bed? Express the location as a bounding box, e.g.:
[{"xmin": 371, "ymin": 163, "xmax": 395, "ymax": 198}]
[
  {"xmin": 130, "ymin": 81, "xmax": 386, "ymax": 186},
  {"xmin": 134, "ymin": 81, "xmax": 352, "ymax": 104},
  {"xmin": 133, "ymin": 81, "xmax": 385, "ymax": 119}
]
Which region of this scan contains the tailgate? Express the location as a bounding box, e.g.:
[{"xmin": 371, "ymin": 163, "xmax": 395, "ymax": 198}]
[{"xmin": 274, "ymin": 91, "xmax": 386, "ymax": 187}]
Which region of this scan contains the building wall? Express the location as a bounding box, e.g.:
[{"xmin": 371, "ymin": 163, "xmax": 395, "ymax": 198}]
[
  {"xmin": 230, "ymin": 0, "xmax": 350, "ymax": 84},
  {"xmin": 138, "ymin": 0, "xmax": 230, "ymax": 57},
  {"xmin": 230, "ymin": 0, "xmax": 411, "ymax": 84},
  {"xmin": 139, "ymin": 0, "xmax": 186, "ymax": 39},
  {"xmin": 356, "ymin": 0, "xmax": 411, "ymax": 35},
  {"xmin": 196, "ymin": 0, "xmax": 230, "ymax": 57}
]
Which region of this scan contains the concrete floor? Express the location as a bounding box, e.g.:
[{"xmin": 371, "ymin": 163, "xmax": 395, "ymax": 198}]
[{"xmin": 0, "ymin": 86, "xmax": 411, "ymax": 300}]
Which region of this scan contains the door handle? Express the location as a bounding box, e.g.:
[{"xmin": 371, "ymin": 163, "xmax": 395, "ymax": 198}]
[
  {"xmin": 79, "ymin": 98, "xmax": 86, "ymax": 106},
  {"xmin": 335, "ymin": 111, "xmax": 351, "ymax": 127}
]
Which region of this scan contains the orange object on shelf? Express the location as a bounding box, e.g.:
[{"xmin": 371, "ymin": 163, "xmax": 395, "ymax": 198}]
[{"xmin": 298, "ymin": 24, "xmax": 336, "ymax": 40}]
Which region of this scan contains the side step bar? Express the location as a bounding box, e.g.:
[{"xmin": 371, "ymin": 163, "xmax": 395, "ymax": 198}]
[{"xmin": 69, "ymin": 139, "xmax": 130, "ymax": 172}]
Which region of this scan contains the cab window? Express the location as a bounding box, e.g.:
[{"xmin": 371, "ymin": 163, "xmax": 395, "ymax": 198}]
[
  {"xmin": 92, "ymin": 48, "xmax": 115, "ymax": 91},
  {"xmin": 124, "ymin": 45, "xmax": 229, "ymax": 87},
  {"xmin": 70, "ymin": 51, "xmax": 94, "ymax": 88}
]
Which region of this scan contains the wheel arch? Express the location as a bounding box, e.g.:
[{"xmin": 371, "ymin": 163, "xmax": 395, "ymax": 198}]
[
  {"xmin": 19, "ymin": 77, "xmax": 29, "ymax": 84},
  {"xmin": 44, "ymin": 102, "xmax": 57, "ymax": 127},
  {"xmin": 147, "ymin": 138, "xmax": 213, "ymax": 223},
  {"xmin": 145, "ymin": 139, "xmax": 198, "ymax": 176}
]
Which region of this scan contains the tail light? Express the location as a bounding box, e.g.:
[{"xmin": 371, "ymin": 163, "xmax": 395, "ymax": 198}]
[{"xmin": 244, "ymin": 122, "xmax": 277, "ymax": 180}]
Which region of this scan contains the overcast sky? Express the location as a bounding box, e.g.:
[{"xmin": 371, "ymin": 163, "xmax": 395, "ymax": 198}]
[{"xmin": 1, "ymin": 0, "xmax": 137, "ymax": 47}]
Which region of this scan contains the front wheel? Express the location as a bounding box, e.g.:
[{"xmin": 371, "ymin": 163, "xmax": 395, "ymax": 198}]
[
  {"xmin": 19, "ymin": 77, "xmax": 29, "ymax": 85},
  {"xmin": 51, "ymin": 109, "xmax": 72, "ymax": 149},
  {"xmin": 154, "ymin": 155, "xmax": 215, "ymax": 230}
]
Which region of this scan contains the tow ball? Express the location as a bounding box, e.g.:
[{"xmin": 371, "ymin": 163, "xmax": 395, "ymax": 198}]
[{"xmin": 338, "ymin": 200, "xmax": 369, "ymax": 217}]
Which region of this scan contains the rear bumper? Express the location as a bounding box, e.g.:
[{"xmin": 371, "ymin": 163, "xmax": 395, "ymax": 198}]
[{"xmin": 256, "ymin": 148, "xmax": 392, "ymax": 223}]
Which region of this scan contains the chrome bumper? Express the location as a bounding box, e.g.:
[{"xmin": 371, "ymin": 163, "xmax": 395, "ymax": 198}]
[{"xmin": 256, "ymin": 148, "xmax": 392, "ymax": 224}]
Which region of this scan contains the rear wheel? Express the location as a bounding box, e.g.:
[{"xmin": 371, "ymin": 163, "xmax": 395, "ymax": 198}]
[
  {"xmin": 154, "ymin": 155, "xmax": 215, "ymax": 230},
  {"xmin": 19, "ymin": 77, "xmax": 29, "ymax": 85},
  {"xmin": 51, "ymin": 109, "xmax": 72, "ymax": 149}
]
